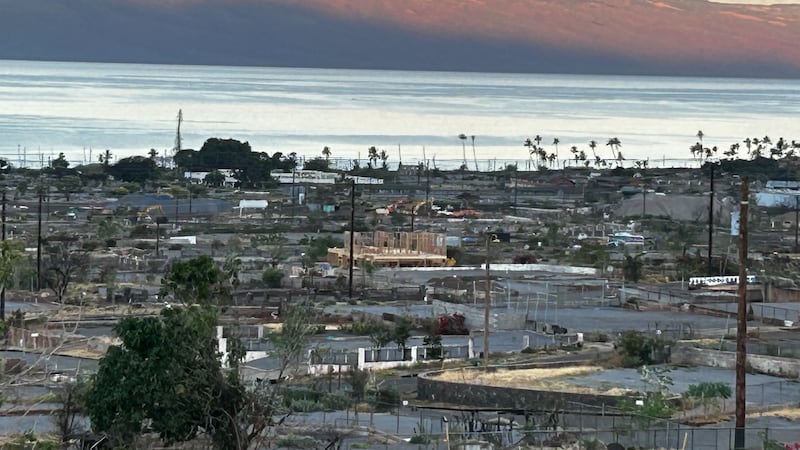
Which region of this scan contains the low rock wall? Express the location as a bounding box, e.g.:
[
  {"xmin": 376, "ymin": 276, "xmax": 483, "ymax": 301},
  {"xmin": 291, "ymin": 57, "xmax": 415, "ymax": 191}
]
[
  {"xmin": 417, "ymin": 361, "xmax": 621, "ymax": 409},
  {"xmin": 672, "ymin": 344, "xmax": 800, "ymax": 378}
]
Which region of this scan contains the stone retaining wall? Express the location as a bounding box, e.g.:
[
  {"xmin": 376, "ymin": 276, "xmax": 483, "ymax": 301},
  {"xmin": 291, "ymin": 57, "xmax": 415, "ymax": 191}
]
[
  {"xmin": 417, "ymin": 361, "xmax": 621, "ymax": 409},
  {"xmin": 671, "ymin": 344, "xmax": 800, "ymax": 378}
]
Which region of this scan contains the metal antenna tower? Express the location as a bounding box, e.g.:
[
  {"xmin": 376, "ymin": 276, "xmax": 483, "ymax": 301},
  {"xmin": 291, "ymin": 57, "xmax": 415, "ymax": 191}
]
[{"xmin": 173, "ymin": 109, "xmax": 183, "ymax": 155}]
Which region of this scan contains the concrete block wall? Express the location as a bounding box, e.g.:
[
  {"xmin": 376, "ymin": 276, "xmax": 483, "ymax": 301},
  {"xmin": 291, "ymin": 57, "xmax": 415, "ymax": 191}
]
[{"xmin": 672, "ymin": 344, "xmax": 800, "ymax": 378}]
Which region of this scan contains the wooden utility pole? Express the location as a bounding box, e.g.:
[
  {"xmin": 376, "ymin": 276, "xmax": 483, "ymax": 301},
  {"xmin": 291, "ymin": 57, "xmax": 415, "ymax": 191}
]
[
  {"xmin": 795, "ymin": 196, "xmax": 799, "ymax": 253},
  {"xmin": 707, "ymin": 163, "xmax": 715, "ymax": 275},
  {"xmin": 1, "ymin": 189, "xmax": 5, "ymax": 320},
  {"xmin": 348, "ymin": 179, "xmax": 356, "ymax": 299},
  {"xmin": 484, "ymin": 235, "xmax": 491, "ymax": 367},
  {"xmin": 37, "ymin": 190, "xmax": 43, "ymax": 291},
  {"xmin": 484, "ymin": 233, "xmax": 498, "ymax": 368},
  {"xmin": 734, "ymin": 177, "xmax": 749, "ymax": 450}
]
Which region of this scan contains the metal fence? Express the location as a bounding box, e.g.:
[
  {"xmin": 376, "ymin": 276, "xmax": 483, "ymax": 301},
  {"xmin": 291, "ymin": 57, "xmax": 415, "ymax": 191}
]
[
  {"xmin": 694, "ymin": 301, "xmax": 800, "ymax": 325},
  {"xmin": 322, "ymin": 406, "xmax": 800, "ymax": 450},
  {"xmin": 394, "ymin": 401, "xmax": 800, "ymax": 450}
]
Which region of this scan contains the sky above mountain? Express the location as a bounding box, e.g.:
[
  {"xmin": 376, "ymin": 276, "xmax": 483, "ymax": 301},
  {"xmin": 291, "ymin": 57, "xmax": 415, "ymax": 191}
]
[{"xmin": 0, "ymin": 0, "xmax": 798, "ymax": 78}]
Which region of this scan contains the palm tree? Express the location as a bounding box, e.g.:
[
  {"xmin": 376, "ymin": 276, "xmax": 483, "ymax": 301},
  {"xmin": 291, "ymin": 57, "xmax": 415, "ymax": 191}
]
[
  {"xmin": 367, "ymin": 146, "xmax": 378, "ymax": 168},
  {"xmin": 751, "ymin": 138, "xmax": 763, "ymax": 159},
  {"xmin": 690, "ymin": 142, "xmax": 703, "ymax": 160},
  {"xmin": 588, "ymin": 140, "xmax": 599, "ymax": 166},
  {"xmin": 378, "ymin": 149, "xmax": 389, "ymax": 169},
  {"xmin": 571, "ymin": 146, "xmax": 579, "ymax": 164},
  {"xmin": 724, "ymin": 143, "xmax": 740, "ymax": 159},
  {"xmin": 743, "ymin": 138, "xmax": 752, "ymax": 158},
  {"xmin": 537, "ymin": 147, "xmax": 548, "ymax": 169},
  {"xmin": 616, "ymin": 150, "xmax": 625, "ymax": 167},
  {"xmin": 471, "ymin": 135, "xmax": 479, "ymax": 172},
  {"xmin": 552, "ymin": 138, "xmax": 560, "ymax": 165},
  {"xmin": 322, "ymin": 146, "xmax": 331, "ymax": 161},
  {"xmin": 771, "ymin": 137, "xmax": 787, "ymax": 159},
  {"xmin": 787, "ymin": 141, "xmax": 798, "ymax": 158},
  {"xmin": 606, "ymin": 137, "xmax": 622, "ymax": 164},
  {"xmin": 99, "ymin": 149, "xmax": 112, "ymax": 168},
  {"xmin": 458, "ymin": 134, "xmax": 468, "ymax": 169},
  {"xmin": 524, "ymin": 138, "xmax": 534, "ymax": 170},
  {"xmin": 696, "ymin": 130, "xmax": 704, "ymax": 148}
]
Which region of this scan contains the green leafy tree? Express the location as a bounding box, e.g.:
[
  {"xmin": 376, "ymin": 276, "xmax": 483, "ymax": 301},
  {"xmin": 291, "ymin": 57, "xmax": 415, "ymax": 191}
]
[
  {"xmin": 174, "ymin": 138, "xmax": 294, "ymax": 188},
  {"xmin": 348, "ymin": 368, "xmax": 370, "ymax": 406},
  {"xmin": 188, "ymin": 183, "xmax": 208, "ymax": 199},
  {"xmin": 369, "ymin": 326, "xmax": 393, "ymax": 349},
  {"xmin": 623, "ymin": 254, "xmax": 643, "ymax": 282},
  {"xmin": 204, "ymin": 170, "xmax": 226, "ymax": 188},
  {"xmin": 97, "ymin": 218, "xmax": 122, "ymax": 241},
  {"xmin": 55, "ymin": 175, "xmax": 83, "ymax": 201},
  {"xmin": 303, "ymin": 157, "xmax": 332, "ymax": 171},
  {"xmin": 389, "ymin": 212, "xmax": 407, "ymax": 229},
  {"xmin": 160, "ymin": 255, "xmax": 232, "ymax": 305},
  {"xmin": 686, "ymin": 381, "xmax": 732, "ymax": 416},
  {"xmin": 301, "ymin": 235, "xmax": 343, "ymax": 261},
  {"xmin": 51, "ymin": 152, "xmax": 70, "ymax": 170},
  {"xmin": 85, "ymin": 306, "xmax": 244, "ymax": 449},
  {"xmin": 254, "ymin": 230, "xmax": 287, "ymax": 267},
  {"xmin": 14, "ymin": 180, "xmax": 28, "ymax": 200},
  {"xmin": 0, "ymin": 241, "xmax": 22, "ymax": 296},
  {"xmin": 617, "ymin": 331, "xmax": 669, "ymax": 367},
  {"xmin": 393, "ymin": 318, "xmax": 412, "ymax": 350},
  {"xmin": 108, "ymin": 156, "xmax": 159, "ymax": 184}
]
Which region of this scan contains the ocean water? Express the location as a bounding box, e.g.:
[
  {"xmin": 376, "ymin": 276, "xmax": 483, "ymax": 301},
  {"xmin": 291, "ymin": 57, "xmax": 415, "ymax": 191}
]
[{"xmin": 1, "ymin": 59, "xmax": 799, "ymax": 170}]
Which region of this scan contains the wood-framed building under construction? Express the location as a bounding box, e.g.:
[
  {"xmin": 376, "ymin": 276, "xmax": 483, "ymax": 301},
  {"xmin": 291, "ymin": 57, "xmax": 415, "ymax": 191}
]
[{"xmin": 327, "ymin": 231, "xmax": 447, "ymax": 268}]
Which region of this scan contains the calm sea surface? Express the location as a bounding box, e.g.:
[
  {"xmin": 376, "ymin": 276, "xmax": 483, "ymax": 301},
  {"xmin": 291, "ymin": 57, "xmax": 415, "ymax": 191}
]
[{"xmin": 1, "ymin": 59, "xmax": 799, "ymax": 169}]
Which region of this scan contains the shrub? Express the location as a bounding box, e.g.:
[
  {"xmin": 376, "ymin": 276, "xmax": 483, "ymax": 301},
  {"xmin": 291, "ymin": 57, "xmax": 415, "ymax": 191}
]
[
  {"xmin": 288, "ymin": 399, "xmax": 319, "ymax": 412},
  {"xmin": 409, "ymin": 421, "xmax": 432, "ymax": 444},
  {"xmin": 276, "ymin": 434, "xmax": 320, "ymax": 449},
  {"xmin": 369, "ymin": 387, "xmax": 400, "ymax": 412},
  {"xmin": 686, "ymin": 382, "xmax": 732, "ymax": 400},
  {"xmin": 618, "ymin": 331, "xmax": 668, "ymax": 367},
  {"xmin": 320, "ymin": 392, "xmax": 351, "ymax": 411},
  {"xmin": 262, "ymin": 267, "xmax": 284, "ymax": 288}
]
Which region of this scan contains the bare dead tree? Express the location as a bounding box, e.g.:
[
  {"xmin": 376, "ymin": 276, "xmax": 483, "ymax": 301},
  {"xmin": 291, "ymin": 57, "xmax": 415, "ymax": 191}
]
[{"xmin": 43, "ymin": 241, "xmax": 89, "ymax": 304}]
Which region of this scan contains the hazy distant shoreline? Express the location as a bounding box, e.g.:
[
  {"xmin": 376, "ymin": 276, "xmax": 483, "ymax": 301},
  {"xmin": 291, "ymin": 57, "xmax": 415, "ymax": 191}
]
[{"xmin": 2, "ymin": 60, "xmax": 798, "ymax": 171}]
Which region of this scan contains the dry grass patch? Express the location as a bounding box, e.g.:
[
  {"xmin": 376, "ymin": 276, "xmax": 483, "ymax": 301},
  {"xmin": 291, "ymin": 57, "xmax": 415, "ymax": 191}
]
[
  {"xmin": 430, "ymin": 366, "xmax": 632, "ymax": 395},
  {"xmin": 755, "ymin": 407, "xmax": 800, "ymax": 421}
]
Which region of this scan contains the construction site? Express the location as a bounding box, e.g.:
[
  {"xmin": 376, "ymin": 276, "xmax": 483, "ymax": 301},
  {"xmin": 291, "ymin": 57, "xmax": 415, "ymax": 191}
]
[{"xmin": 327, "ymin": 231, "xmax": 449, "ymax": 268}]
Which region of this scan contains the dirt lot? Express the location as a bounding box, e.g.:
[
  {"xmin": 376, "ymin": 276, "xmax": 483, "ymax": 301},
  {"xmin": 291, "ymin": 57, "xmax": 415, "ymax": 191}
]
[{"xmin": 429, "ymin": 365, "xmax": 635, "ymax": 395}]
